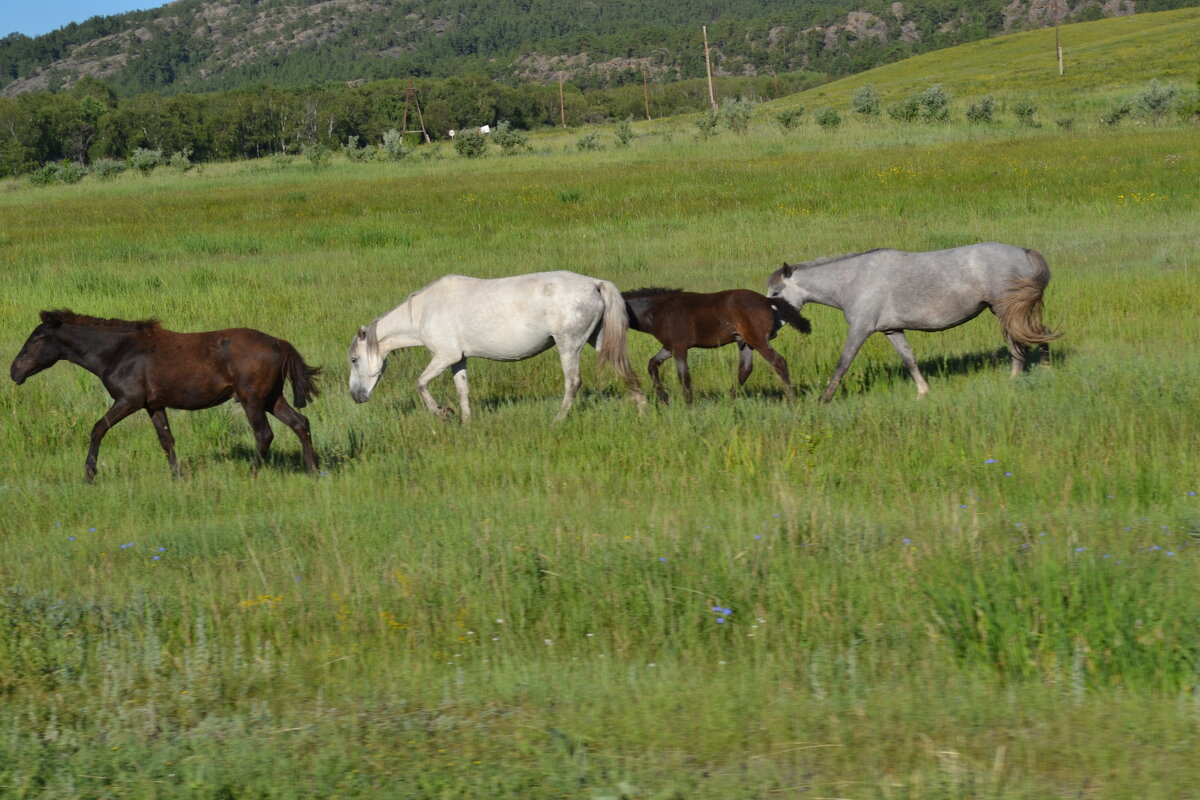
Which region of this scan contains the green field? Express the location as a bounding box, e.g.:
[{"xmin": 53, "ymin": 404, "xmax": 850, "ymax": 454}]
[{"xmin": 1, "ymin": 11, "xmax": 1199, "ymax": 799}]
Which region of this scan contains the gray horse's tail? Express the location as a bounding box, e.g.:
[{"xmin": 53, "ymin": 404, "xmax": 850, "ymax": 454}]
[
  {"xmin": 770, "ymin": 298, "xmax": 812, "ymax": 334},
  {"xmin": 995, "ymin": 248, "xmax": 1062, "ymax": 346},
  {"xmin": 279, "ymin": 339, "xmax": 322, "ymax": 408},
  {"xmin": 595, "ymin": 281, "xmax": 648, "ymax": 409}
]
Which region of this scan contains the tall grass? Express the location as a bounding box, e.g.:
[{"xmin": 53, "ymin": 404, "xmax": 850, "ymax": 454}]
[{"xmin": 1, "ymin": 23, "xmax": 1199, "ymax": 796}]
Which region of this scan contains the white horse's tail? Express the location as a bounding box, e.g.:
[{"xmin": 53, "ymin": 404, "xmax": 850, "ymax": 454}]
[{"xmin": 596, "ymin": 280, "xmax": 648, "ymax": 409}]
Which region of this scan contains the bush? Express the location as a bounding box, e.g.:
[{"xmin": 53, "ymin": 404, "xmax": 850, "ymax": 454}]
[
  {"xmin": 815, "ymin": 107, "xmax": 841, "ymax": 130},
  {"xmin": 575, "ymin": 131, "xmax": 603, "ymax": 151},
  {"xmin": 91, "ymin": 158, "xmax": 126, "ymax": 180},
  {"xmin": 613, "ymin": 117, "xmax": 634, "ymax": 148},
  {"xmin": 918, "ymin": 84, "xmax": 952, "ymax": 122},
  {"xmin": 169, "ymin": 147, "xmax": 195, "ymax": 172},
  {"xmin": 381, "ymin": 129, "xmax": 410, "ymax": 161},
  {"xmin": 56, "ymin": 160, "xmax": 88, "ymax": 184},
  {"xmin": 27, "ymin": 163, "xmax": 60, "ymax": 186},
  {"xmin": 1056, "ymin": 117, "xmax": 1075, "ymax": 131},
  {"xmin": 1013, "ymin": 101, "xmax": 1041, "ymax": 128},
  {"xmin": 453, "ymin": 129, "xmax": 488, "ymax": 158},
  {"xmin": 720, "ymin": 97, "xmax": 757, "ymax": 134},
  {"xmin": 1133, "ymin": 79, "xmax": 1179, "ymax": 119},
  {"xmin": 694, "ymin": 109, "xmax": 719, "ymax": 139},
  {"xmin": 851, "ymin": 84, "xmax": 882, "ymax": 117},
  {"xmin": 1100, "ymin": 102, "xmax": 1131, "ymax": 127},
  {"xmin": 888, "ymin": 95, "xmax": 920, "ymax": 123},
  {"xmin": 492, "ymin": 121, "xmax": 530, "ymax": 156},
  {"xmin": 129, "ymin": 147, "xmax": 162, "ymax": 176},
  {"xmin": 966, "ymin": 95, "xmax": 995, "ymax": 124},
  {"xmin": 775, "ymin": 107, "xmax": 805, "ymax": 129},
  {"xmin": 342, "ymin": 136, "xmax": 375, "ymax": 162},
  {"xmin": 304, "ymin": 142, "xmax": 332, "ymax": 168}
]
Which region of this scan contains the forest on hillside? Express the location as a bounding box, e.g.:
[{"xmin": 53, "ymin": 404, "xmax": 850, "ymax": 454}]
[{"xmin": 4, "ymin": 0, "xmax": 1197, "ymax": 97}]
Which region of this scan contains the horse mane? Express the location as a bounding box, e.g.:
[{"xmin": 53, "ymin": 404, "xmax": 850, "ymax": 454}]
[
  {"xmin": 793, "ymin": 248, "xmax": 887, "ymax": 269},
  {"xmin": 40, "ymin": 309, "xmax": 161, "ymax": 332},
  {"xmin": 623, "ymin": 287, "xmax": 683, "ymax": 299}
]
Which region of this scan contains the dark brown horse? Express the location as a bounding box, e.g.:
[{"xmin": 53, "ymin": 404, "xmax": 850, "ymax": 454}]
[
  {"xmin": 623, "ymin": 288, "xmax": 810, "ymax": 404},
  {"xmin": 10, "ymin": 310, "xmax": 320, "ymax": 482}
]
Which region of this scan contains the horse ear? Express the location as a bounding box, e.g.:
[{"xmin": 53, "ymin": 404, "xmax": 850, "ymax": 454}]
[
  {"xmin": 781, "ymin": 264, "xmax": 794, "ymax": 278},
  {"xmin": 357, "ymin": 325, "xmax": 367, "ymax": 340},
  {"xmin": 40, "ymin": 310, "xmax": 64, "ymax": 327}
]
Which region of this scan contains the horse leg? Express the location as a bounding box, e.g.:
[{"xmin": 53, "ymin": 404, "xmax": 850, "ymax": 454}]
[
  {"xmin": 648, "ymin": 348, "xmax": 671, "ymax": 404},
  {"xmin": 416, "ymin": 352, "xmax": 461, "ymax": 420},
  {"xmin": 450, "ymin": 359, "xmax": 471, "ymax": 423},
  {"xmin": 242, "ymin": 403, "xmax": 274, "ymax": 473},
  {"xmin": 555, "ymin": 345, "xmax": 583, "ymax": 421},
  {"xmin": 1005, "ymin": 332, "xmax": 1028, "ymax": 377},
  {"xmin": 673, "ymin": 348, "xmax": 694, "ymax": 405},
  {"xmin": 731, "ymin": 343, "xmax": 753, "ymax": 399},
  {"xmin": 147, "ymin": 408, "xmax": 180, "ymax": 478},
  {"xmin": 752, "ymin": 344, "xmax": 794, "ymax": 402},
  {"xmin": 270, "ymin": 396, "xmax": 318, "ymax": 473},
  {"xmin": 821, "ymin": 327, "xmax": 873, "ymax": 402},
  {"xmin": 884, "ymin": 330, "xmax": 930, "ymax": 397},
  {"xmin": 85, "ymin": 398, "xmax": 141, "ymax": 482}
]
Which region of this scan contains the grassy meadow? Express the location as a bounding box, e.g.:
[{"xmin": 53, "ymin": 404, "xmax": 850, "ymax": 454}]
[{"xmin": 1, "ymin": 11, "xmax": 1199, "ymax": 799}]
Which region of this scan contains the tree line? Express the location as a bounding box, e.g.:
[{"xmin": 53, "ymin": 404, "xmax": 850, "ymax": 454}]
[{"xmin": 0, "ymin": 72, "xmax": 823, "ymax": 176}]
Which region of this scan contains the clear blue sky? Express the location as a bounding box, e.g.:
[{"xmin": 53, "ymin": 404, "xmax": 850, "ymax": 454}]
[{"xmin": 5, "ymin": 1, "xmax": 153, "ymax": 38}]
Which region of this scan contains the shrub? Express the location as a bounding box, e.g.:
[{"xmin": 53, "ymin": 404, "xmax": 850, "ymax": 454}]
[
  {"xmin": 91, "ymin": 158, "xmax": 126, "ymax": 180},
  {"xmin": 575, "ymin": 131, "xmax": 604, "ymax": 151},
  {"xmin": 1133, "ymin": 79, "xmax": 1179, "ymax": 119},
  {"xmin": 56, "ymin": 160, "xmax": 88, "ymax": 184},
  {"xmin": 492, "ymin": 121, "xmax": 530, "ymax": 156},
  {"xmin": 1056, "ymin": 117, "xmax": 1075, "ymax": 131},
  {"xmin": 966, "ymin": 95, "xmax": 995, "ymax": 124},
  {"xmin": 815, "ymin": 107, "xmax": 841, "ymax": 130},
  {"xmin": 918, "ymin": 84, "xmax": 952, "ymax": 122},
  {"xmin": 1100, "ymin": 102, "xmax": 1131, "ymax": 127},
  {"xmin": 27, "ymin": 163, "xmax": 60, "ymax": 186},
  {"xmin": 169, "ymin": 147, "xmax": 195, "ymax": 172},
  {"xmin": 342, "ymin": 136, "xmax": 375, "ymax": 162},
  {"xmin": 453, "ymin": 129, "xmax": 488, "ymax": 158},
  {"xmin": 304, "ymin": 142, "xmax": 332, "ymax": 168},
  {"xmin": 851, "ymin": 84, "xmax": 882, "ymax": 117},
  {"xmin": 613, "ymin": 117, "xmax": 634, "ymax": 148},
  {"xmin": 888, "ymin": 96, "xmax": 920, "ymax": 123},
  {"xmin": 774, "ymin": 107, "xmax": 805, "ymax": 129},
  {"xmin": 694, "ymin": 108, "xmax": 719, "ymax": 139},
  {"xmin": 381, "ymin": 129, "xmax": 410, "ymax": 161},
  {"xmin": 720, "ymin": 97, "xmax": 757, "ymax": 134},
  {"xmin": 129, "ymin": 147, "xmax": 162, "ymax": 176},
  {"xmin": 1013, "ymin": 101, "xmax": 1041, "ymax": 128}
]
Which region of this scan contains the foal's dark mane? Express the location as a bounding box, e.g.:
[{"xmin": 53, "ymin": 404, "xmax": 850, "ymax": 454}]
[
  {"xmin": 623, "ymin": 287, "xmax": 683, "ymax": 299},
  {"xmin": 42, "ymin": 309, "xmax": 162, "ymax": 332}
]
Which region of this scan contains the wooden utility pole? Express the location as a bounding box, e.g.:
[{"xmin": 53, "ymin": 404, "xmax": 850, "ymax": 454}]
[
  {"xmin": 400, "ymin": 78, "xmax": 431, "ymax": 142},
  {"xmin": 702, "ymin": 26, "xmax": 717, "ymax": 112},
  {"xmin": 1055, "ymin": 5, "xmax": 1064, "ymax": 76},
  {"xmin": 558, "ymin": 73, "xmax": 567, "ymax": 128},
  {"xmin": 642, "ymin": 69, "xmax": 652, "ymax": 121}
]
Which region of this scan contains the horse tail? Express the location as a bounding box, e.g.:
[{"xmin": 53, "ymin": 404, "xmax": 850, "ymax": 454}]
[
  {"xmin": 770, "ymin": 297, "xmax": 811, "ymax": 334},
  {"xmin": 278, "ymin": 339, "xmax": 322, "ymax": 409},
  {"xmin": 995, "ymin": 248, "xmax": 1062, "ymax": 346},
  {"xmin": 595, "ymin": 280, "xmax": 648, "ymax": 408}
]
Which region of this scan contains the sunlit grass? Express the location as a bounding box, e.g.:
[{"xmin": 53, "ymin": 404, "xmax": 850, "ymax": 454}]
[{"xmin": 1, "ymin": 22, "xmax": 1199, "ymax": 796}]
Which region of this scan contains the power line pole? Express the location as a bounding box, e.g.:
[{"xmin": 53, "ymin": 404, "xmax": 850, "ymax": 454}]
[{"xmin": 703, "ymin": 26, "xmax": 717, "ymax": 112}]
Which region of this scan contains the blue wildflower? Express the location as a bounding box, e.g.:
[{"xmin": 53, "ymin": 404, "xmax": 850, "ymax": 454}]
[{"xmin": 984, "ymin": 458, "xmax": 997, "ymax": 464}]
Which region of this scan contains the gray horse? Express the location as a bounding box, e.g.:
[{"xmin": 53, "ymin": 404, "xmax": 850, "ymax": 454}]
[{"xmin": 766, "ymin": 243, "xmax": 1061, "ymax": 401}]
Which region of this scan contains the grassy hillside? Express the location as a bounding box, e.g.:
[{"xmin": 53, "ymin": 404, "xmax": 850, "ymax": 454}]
[
  {"xmin": 786, "ymin": 6, "xmax": 1200, "ymax": 114},
  {"xmin": 1, "ymin": 22, "xmax": 1199, "ymax": 800}
]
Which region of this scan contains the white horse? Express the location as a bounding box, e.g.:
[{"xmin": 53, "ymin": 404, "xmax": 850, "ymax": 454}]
[{"xmin": 348, "ymin": 271, "xmax": 647, "ymax": 421}]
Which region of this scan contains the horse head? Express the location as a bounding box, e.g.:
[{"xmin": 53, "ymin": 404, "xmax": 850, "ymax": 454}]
[
  {"xmin": 347, "ymin": 323, "xmax": 387, "ymax": 403},
  {"xmin": 10, "ymin": 312, "xmax": 67, "ymax": 385}
]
